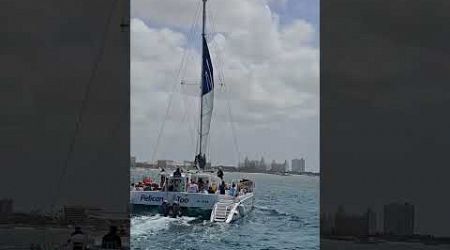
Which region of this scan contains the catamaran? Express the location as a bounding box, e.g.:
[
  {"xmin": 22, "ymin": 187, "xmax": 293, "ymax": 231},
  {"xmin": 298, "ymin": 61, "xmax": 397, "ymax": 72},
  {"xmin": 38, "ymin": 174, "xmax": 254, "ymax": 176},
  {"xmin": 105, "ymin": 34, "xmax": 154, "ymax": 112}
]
[{"xmin": 130, "ymin": 0, "xmax": 254, "ymax": 223}]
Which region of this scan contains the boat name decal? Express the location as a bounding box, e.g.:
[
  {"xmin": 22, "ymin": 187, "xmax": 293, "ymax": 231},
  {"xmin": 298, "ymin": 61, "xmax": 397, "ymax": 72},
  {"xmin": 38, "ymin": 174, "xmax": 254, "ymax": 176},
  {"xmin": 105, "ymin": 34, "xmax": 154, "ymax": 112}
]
[
  {"xmin": 176, "ymin": 196, "xmax": 189, "ymax": 203},
  {"xmin": 140, "ymin": 194, "xmax": 164, "ymax": 202}
]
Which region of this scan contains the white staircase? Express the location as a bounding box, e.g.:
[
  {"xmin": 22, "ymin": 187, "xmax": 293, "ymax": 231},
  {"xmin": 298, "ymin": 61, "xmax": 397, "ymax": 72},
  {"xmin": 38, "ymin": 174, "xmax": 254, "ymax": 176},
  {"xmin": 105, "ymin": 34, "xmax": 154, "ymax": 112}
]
[{"xmin": 211, "ymin": 197, "xmax": 235, "ymax": 222}]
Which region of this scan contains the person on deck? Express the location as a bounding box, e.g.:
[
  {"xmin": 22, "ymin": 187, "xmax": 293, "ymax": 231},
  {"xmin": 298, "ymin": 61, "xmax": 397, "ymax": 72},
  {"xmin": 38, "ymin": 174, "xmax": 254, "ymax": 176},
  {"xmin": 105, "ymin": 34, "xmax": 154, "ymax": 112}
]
[
  {"xmin": 187, "ymin": 180, "xmax": 199, "ymax": 193},
  {"xmin": 159, "ymin": 168, "xmax": 166, "ymax": 187},
  {"xmin": 217, "ymin": 168, "xmax": 224, "ymax": 180},
  {"xmin": 219, "ymin": 181, "xmax": 226, "ymax": 195},
  {"xmin": 198, "ymin": 178, "xmax": 205, "ymax": 192},
  {"xmin": 228, "ymin": 183, "xmax": 237, "ymax": 197},
  {"xmin": 173, "ymin": 167, "xmax": 182, "ymax": 178}
]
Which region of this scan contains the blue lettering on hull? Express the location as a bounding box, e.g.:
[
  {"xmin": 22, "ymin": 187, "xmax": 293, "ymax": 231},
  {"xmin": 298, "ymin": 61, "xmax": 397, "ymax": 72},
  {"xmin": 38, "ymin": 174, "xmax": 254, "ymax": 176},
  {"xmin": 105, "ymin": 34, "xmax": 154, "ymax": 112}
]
[
  {"xmin": 176, "ymin": 196, "xmax": 189, "ymax": 203},
  {"xmin": 140, "ymin": 194, "xmax": 164, "ymax": 203}
]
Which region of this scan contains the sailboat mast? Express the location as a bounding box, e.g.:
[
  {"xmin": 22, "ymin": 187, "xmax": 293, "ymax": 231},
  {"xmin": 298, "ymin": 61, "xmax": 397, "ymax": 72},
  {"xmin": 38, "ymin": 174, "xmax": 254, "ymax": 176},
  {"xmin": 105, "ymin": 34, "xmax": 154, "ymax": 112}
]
[{"xmin": 199, "ymin": 0, "xmax": 206, "ymax": 158}]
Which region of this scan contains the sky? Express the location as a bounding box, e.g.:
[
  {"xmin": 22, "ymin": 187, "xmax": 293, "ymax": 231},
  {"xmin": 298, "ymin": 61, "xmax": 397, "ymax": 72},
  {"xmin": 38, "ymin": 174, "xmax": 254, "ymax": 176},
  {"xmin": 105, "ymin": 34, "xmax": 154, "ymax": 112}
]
[{"xmin": 130, "ymin": 0, "xmax": 319, "ymax": 172}]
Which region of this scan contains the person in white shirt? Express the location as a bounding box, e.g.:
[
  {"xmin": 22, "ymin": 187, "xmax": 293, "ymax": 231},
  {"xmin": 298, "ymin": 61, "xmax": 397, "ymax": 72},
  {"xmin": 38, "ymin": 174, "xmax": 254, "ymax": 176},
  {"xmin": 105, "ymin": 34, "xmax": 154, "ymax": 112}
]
[{"xmin": 187, "ymin": 180, "xmax": 199, "ymax": 193}]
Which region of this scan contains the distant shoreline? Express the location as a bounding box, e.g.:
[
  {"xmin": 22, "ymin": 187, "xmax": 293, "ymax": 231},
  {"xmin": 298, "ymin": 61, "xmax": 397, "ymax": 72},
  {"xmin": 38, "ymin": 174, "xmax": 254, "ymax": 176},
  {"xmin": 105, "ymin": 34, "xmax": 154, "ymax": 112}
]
[
  {"xmin": 132, "ymin": 167, "xmax": 319, "ymax": 177},
  {"xmin": 225, "ymin": 170, "xmax": 320, "ymax": 177}
]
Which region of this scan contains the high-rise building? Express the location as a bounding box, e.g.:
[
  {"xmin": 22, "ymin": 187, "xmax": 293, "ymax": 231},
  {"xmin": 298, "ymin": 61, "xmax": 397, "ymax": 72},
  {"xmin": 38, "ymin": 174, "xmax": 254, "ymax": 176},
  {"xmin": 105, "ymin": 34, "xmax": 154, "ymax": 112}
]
[
  {"xmin": 259, "ymin": 157, "xmax": 266, "ymax": 170},
  {"xmin": 383, "ymin": 202, "xmax": 415, "ymax": 236},
  {"xmin": 270, "ymin": 160, "xmax": 287, "ymax": 173},
  {"xmin": 239, "ymin": 156, "xmax": 268, "ymax": 172},
  {"xmin": 292, "ymin": 158, "xmax": 306, "ymax": 173}
]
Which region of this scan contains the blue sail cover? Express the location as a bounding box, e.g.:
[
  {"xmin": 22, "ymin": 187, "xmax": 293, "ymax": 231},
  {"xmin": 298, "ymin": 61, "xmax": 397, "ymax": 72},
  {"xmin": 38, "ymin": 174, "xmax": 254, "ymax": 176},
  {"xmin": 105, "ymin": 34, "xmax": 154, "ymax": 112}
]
[
  {"xmin": 202, "ymin": 37, "xmax": 214, "ymax": 95},
  {"xmin": 200, "ymin": 37, "xmax": 214, "ymax": 153}
]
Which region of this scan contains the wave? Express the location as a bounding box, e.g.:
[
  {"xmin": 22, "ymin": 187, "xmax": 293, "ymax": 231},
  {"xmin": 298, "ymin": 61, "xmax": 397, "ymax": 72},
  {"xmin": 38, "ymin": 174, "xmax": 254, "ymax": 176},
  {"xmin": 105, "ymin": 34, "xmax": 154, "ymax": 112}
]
[
  {"xmin": 256, "ymin": 206, "xmax": 290, "ymax": 216},
  {"xmin": 131, "ymin": 214, "xmax": 197, "ymax": 237},
  {"xmin": 255, "ymin": 205, "xmax": 303, "ymax": 222}
]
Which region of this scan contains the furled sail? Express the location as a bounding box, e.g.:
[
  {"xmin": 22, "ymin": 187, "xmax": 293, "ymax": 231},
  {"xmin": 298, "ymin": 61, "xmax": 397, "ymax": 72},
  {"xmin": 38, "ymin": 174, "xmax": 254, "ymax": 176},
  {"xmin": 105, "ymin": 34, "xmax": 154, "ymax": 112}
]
[{"xmin": 200, "ymin": 36, "xmax": 214, "ymax": 154}]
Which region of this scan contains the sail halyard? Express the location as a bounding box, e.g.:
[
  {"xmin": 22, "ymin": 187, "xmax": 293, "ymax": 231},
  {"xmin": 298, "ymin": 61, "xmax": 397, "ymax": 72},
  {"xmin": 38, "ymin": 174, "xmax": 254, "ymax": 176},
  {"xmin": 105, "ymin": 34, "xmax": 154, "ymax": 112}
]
[{"xmin": 196, "ymin": 0, "xmax": 214, "ymax": 170}]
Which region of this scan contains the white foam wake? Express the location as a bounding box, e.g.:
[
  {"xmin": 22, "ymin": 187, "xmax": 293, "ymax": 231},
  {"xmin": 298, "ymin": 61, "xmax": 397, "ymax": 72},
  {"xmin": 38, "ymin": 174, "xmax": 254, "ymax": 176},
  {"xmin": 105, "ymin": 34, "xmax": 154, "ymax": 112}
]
[{"xmin": 131, "ymin": 215, "xmax": 197, "ymax": 237}]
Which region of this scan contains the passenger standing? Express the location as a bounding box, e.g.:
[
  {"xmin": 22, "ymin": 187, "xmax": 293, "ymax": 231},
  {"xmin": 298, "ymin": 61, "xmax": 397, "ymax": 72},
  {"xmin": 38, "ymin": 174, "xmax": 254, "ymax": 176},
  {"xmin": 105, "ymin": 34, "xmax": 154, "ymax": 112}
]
[
  {"xmin": 198, "ymin": 178, "xmax": 205, "ymax": 192},
  {"xmin": 228, "ymin": 183, "xmax": 236, "ymax": 197},
  {"xmin": 187, "ymin": 180, "xmax": 199, "ymax": 193},
  {"xmin": 173, "ymin": 167, "xmax": 182, "ymax": 177},
  {"xmin": 217, "ymin": 168, "xmax": 224, "ymax": 180},
  {"xmin": 219, "ymin": 181, "xmax": 226, "ymax": 195},
  {"xmin": 160, "ymin": 168, "xmax": 166, "ymax": 188}
]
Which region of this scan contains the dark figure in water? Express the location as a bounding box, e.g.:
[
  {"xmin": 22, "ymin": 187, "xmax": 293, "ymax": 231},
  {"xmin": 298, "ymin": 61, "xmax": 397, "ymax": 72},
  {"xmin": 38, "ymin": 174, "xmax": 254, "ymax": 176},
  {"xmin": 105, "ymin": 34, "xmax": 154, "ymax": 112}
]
[
  {"xmin": 217, "ymin": 168, "xmax": 224, "ymax": 180},
  {"xmin": 172, "ymin": 201, "xmax": 181, "ymax": 218},
  {"xmin": 173, "ymin": 167, "xmax": 182, "ymax": 177},
  {"xmin": 101, "ymin": 226, "xmax": 122, "ymax": 249},
  {"xmin": 219, "ymin": 181, "xmax": 226, "ymax": 195},
  {"xmin": 161, "ymin": 200, "xmax": 169, "ymax": 216},
  {"xmin": 167, "ymin": 205, "xmax": 175, "ymax": 217}
]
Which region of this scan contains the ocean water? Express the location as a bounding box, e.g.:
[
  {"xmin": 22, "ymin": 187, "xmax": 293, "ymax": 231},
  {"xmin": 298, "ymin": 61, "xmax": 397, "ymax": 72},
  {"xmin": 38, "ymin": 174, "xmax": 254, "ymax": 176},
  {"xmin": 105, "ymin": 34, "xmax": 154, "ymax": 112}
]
[{"xmin": 131, "ymin": 169, "xmax": 319, "ymax": 250}]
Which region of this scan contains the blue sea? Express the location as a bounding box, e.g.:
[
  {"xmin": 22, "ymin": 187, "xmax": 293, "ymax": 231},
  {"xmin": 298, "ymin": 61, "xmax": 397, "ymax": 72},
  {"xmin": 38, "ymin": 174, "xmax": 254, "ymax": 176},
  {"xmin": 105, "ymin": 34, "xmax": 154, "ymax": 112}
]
[{"xmin": 131, "ymin": 169, "xmax": 319, "ymax": 250}]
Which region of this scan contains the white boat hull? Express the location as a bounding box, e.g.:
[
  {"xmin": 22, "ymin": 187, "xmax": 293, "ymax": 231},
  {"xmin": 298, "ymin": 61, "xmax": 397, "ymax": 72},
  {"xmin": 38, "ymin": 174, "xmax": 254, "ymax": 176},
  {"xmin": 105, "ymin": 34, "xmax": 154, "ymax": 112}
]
[
  {"xmin": 210, "ymin": 193, "xmax": 254, "ymax": 223},
  {"xmin": 130, "ymin": 191, "xmax": 218, "ymax": 209}
]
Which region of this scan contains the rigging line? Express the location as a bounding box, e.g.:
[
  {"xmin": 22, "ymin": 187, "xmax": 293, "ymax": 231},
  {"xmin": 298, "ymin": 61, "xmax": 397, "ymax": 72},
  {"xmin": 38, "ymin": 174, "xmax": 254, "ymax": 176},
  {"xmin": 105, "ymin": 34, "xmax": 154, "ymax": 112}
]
[
  {"xmin": 188, "ymin": 103, "xmax": 197, "ymax": 151},
  {"xmin": 182, "ymin": 1, "xmax": 203, "ymax": 83},
  {"xmin": 180, "ymin": 85, "xmax": 196, "ymax": 149},
  {"xmin": 151, "ymin": 1, "xmax": 202, "ymax": 164},
  {"xmin": 52, "ymin": 0, "xmax": 119, "ymax": 208},
  {"xmin": 225, "ymin": 79, "xmax": 241, "ymax": 165},
  {"xmin": 179, "ymin": 8, "xmax": 203, "ymax": 154},
  {"xmin": 208, "ymin": 8, "xmax": 239, "ymax": 165},
  {"xmin": 208, "ymin": 6, "xmax": 226, "ymax": 87}
]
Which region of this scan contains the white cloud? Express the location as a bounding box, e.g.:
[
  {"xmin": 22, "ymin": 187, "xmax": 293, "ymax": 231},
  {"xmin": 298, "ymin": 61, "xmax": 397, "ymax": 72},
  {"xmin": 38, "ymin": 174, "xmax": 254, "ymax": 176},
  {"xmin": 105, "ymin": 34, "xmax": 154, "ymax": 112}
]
[{"xmin": 131, "ymin": 0, "xmax": 319, "ymax": 171}]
